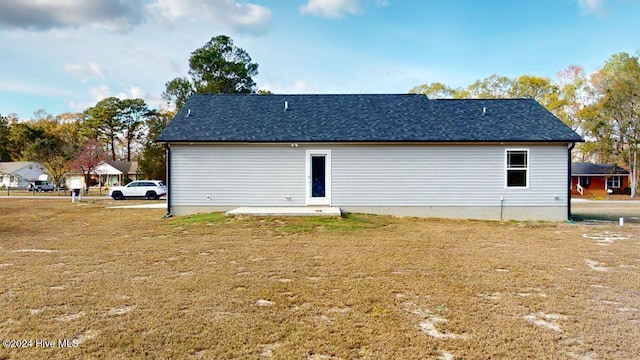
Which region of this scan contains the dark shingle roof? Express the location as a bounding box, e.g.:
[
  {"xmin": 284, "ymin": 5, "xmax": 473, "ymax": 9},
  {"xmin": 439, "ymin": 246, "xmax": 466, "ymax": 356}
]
[
  {"xmin": 157, "ymin": 94, "xmax": 583, "ymax": 143},
  {"xmin": 572, "ymin": 162, "xmax": 629, "ymax": 175}
]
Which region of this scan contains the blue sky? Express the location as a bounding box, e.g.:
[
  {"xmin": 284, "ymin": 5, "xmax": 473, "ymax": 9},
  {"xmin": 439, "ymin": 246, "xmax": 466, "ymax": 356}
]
[{"xmin": 1, "ymin": 0, "xmax": 639, "ymax": 120}]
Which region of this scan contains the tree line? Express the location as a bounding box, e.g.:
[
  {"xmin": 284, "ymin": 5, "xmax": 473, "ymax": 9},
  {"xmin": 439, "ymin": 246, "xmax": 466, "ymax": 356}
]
[
  {"xmin": 0, "ymin": 103, "xmax": 171, "ymax": 190},
  {"xmin": 410, "ymin": 52, "xmax": 640, "ymax": 197}
]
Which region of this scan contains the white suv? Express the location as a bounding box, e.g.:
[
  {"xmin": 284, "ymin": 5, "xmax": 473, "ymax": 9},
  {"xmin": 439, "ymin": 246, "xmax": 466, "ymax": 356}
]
[{"xmin": 109, "ymin": 180, "xmax": 167, "ymax": 200}]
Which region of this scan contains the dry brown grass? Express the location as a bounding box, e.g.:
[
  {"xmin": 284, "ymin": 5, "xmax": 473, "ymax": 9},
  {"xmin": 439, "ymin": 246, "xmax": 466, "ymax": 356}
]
[{"xmin": 1, "ymin": 198, "xmax": 639, "ymax": 359}]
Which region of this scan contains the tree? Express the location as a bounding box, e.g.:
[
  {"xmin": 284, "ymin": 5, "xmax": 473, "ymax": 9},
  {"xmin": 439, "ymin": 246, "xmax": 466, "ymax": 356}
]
[
  {"xmin": 464, "ymin": 75, "xmax": 512, "ymax": 98},
  {"xmin": 7, "ymin": 122, "xmax": 44, "ymax": 160},
  {"xmin": 409, "ymin": 82, "xmax": 463, "ymax": 99},
  {"xmin": 138, "ymin": 111, "xmax": 172, "ymax": 181},
  {"xmin": 0, "ymin": 114, "xmax": 10, "ymax": 161},
  {"xmin": 556, "ymin": 65, "xmax": 590, "ymax": 131},
  {"xmin": 592, "ymin": 52, "xmax": 640, "ymax": 197},
  {"xmin": 163, "ymin": 35, "xmax": 259, "ymax": 110},
  {"xmin": 119, "ymin": 99, "xmax": 150, "ymax": 162},
  {"xmin": 26, "ymin": 137, "xmax": 72, "ymax": 190},
  {"xmin": 508, "ymin": 75, "xmax": 562, "ymax": 112},
  {"xmin": 22, "ymin": 114, "xmax": 82, "ymax": 190},
  {"xmin": 70, "ymin": 139, "xmax": 105, "ymax": 194},
  {"xmin": 162, "ymin": 77, "xmax": 193, "ymax": 111},
  {"xmin": 83, "ymin": 97, "xmax": 123, "ymax": 161}
]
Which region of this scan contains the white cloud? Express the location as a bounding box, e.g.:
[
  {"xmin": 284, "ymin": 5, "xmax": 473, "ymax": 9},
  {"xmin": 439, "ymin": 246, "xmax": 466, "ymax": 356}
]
[
  {"xmin": 69, "ymin": 84, "xmax": 163, "ymax": 112},
  {"xmin": 147, "ymin": 0, "xmax": 272, "ymax": 35},
  {"xmin": 67, "ymin": 84, "xmax": 112, "ymax": 112},
  {"xmin": 300, "ymin": 0, "xmax": 360, "ymax": 18},
  {"xmin": 88, "ymin": 62, "xmax": 106, "ymax": 77},
  {"xmin": 128, "ymin": 86, "xmax": 146, "ymax": 99},
  {"xmin": 64, "ymin": 61, "xmax": 107, "ymax": 82},
  {"xmin": 578, "ymin": 0, "xmax": 608, "ymax": 16},
  {"xmin": 89, "ymin": 84, "xmax": 112, "ymax": 102}
]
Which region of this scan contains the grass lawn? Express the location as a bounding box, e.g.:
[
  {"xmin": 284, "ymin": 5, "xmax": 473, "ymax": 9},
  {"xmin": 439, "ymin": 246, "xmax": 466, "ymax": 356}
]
[{"xmin": 1, "ymin": 199, "xmax": 639, "ymax": 359}]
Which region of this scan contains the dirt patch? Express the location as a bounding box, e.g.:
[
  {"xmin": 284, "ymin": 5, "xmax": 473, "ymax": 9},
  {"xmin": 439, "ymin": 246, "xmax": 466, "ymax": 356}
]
[{"xmin": 523, "ymin": 312, "xmax": 567, "ymax": 332}]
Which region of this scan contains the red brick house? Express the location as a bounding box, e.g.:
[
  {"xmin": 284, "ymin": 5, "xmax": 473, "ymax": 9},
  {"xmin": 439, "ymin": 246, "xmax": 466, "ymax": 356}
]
[{"xmin": 571, "ymin": 162, "xmax": 630, "ymax": 196}]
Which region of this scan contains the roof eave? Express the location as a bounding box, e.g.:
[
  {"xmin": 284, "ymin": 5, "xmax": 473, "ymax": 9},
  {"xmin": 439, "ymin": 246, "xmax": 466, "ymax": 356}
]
[{"xmin": 158, "ymin": 139, "xmax": 582, "ymax": 144}]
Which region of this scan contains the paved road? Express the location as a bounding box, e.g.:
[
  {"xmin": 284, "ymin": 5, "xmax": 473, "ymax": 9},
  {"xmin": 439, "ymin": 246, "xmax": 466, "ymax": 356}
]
[
  {"xmin": 0, "ymin": 195, "xmax": 111, "ymax": 199},
  {"xmin": 571, "ymin": 198, "xmax": 640, "ymax": 204}
]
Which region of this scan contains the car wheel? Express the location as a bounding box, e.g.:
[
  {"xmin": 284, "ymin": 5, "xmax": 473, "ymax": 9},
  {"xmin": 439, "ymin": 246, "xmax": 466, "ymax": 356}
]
[
  {"xmin": 112, "ymin": 192, "xmax": 123, "ymax": 200},
  {"xmin": 145, "ymin": 191, "xmax": 157, "ymax": 200},
  {"xmin": 36, "ymin": 187, "xmax": 42, "ymax": 192}
]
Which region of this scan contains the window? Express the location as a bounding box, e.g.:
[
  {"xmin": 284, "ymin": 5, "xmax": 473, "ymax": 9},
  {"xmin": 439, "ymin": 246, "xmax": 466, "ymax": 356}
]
[
  {"xmin": 579, "ymin": 176, "xmax": 591, "ymax": 187},
  {"xmin": 506, "ymin": 149, "xmax": 528, "ymax": 188},
  {"xmin": 606, "ymin": 176, "xmax": 621, "ymax": 189}
]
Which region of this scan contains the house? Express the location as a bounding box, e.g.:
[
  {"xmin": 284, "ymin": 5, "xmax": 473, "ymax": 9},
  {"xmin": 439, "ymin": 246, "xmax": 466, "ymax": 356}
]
[
  {"xmin": 65, "ymin": 161, "xmax": 139, "ymax": 189},
  {"xmin": 0, "ymin": 162, "xmax": 48, "ymax": 189},
  {"xmin": 157, "ymin": 94, "xmax": 583, "ymax": 221},
  {"xmin": 571, "ymin": 162, "xmax": 630, "ymax": 196},
  {"xmin": 97, "ymin": 161, "xmax": 139, "ymax": 186}
]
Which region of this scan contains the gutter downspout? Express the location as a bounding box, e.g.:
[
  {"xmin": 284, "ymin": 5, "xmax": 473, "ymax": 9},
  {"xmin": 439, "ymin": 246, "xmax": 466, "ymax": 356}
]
[
  {"xmin": 163, "ymin": 143, "xmax": 172, "ymax": 219},
  {"xmin": 568, "ymin": 142, "xmax": 575, "ymax": 220}
]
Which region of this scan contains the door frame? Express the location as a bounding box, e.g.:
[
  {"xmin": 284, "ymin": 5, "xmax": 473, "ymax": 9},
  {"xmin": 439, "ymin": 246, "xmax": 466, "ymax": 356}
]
[{"xmin": 305, "ymin": 149, "xmax": 331, "ymax": 206}]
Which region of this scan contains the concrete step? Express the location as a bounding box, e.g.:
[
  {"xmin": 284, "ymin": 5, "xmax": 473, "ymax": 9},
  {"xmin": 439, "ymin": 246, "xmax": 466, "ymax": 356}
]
[{"xmin": 226, "ymin": 206, "xmax": 341, "ymax": 217}]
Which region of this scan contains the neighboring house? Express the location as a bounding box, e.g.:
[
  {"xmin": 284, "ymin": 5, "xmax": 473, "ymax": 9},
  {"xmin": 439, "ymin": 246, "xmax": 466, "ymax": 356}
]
[
  {"xmin": 157, "ymin": 94, "xmax": 583, "ymax": 221},
  {"xmin": 571, "ymin": 162, "xmax": 630, "ymax": 196},
  {"xmin": 65, "ymin": 161, "xmax": 139, "ymax": 189},
  {"xmin": 97, "ymin": 161, "xmax": 139, "ymax": 186},
  {"xmin": 0, "ymin": 162, "xmax": 48, "ymax": 189}
]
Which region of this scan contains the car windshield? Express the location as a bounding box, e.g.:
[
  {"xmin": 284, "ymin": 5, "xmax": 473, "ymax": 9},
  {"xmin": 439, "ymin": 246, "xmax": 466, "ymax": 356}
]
[{"xmin": 158, "ymin": 182, "xmax": 165, "ymax": 187}]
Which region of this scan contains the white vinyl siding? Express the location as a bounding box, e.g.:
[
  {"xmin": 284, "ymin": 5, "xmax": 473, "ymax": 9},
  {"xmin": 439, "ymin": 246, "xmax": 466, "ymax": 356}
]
[
  {"xmin": 169, "ymin": 143, "xmax": 568, "ymax": 209},
  {"xmin": 331, "ymin": 144, "xmax": 564, "ymax": 207},
  {"xmin": 170, "ymin": 144, "xmax": 306, "ymax": 206}
]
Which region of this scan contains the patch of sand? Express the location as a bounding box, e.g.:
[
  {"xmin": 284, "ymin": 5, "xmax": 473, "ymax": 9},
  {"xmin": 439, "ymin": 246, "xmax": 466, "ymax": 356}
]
[
  {"xmin": 74, "ymin": 329, "xmax": 98, "ymax": 345},
  {"xmin": 12, "ymin": 249, "xmax": 55, "ymax": 253},
  {"xmin": 104, "ymin": 305, "xmax": 136, "ymax": 316},
  {"xmin": 438, "ymin": 350, "xmax": 455, "ymax": 360},
  {"xmin": 583, "ymin": 232, "xmax": 627, "ymax": 245},
  {"xmin": 418, "ymin": 317, "xmax": 470, "ymax": 340},
  {"xmin": 585, "ymin": 259, "xmax": 609, "ymax": 272},
  {"xmin": 523, "ymin": 312, "xmax": 567, "ymax": 332},
  {"xmin": 256, "ymin": 299, "xmax": 274, "ymax": 307},
  {"xmin": 55, "ymin": 311, "xmax": 85, "ymax": 322},
  {"xmin": 258, "ymin": 342, "xmax": 281, "ymax": 358}
]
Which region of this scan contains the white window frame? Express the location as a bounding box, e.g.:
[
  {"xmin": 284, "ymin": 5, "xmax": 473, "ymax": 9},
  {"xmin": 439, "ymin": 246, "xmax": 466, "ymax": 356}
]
[
  {"xmin": 505, "ymin": 148, "xmax": 529, "ymax": 189},
  {"xmin": 606, "ymin": 176, "xmax": 621, "ymax": 189}
]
